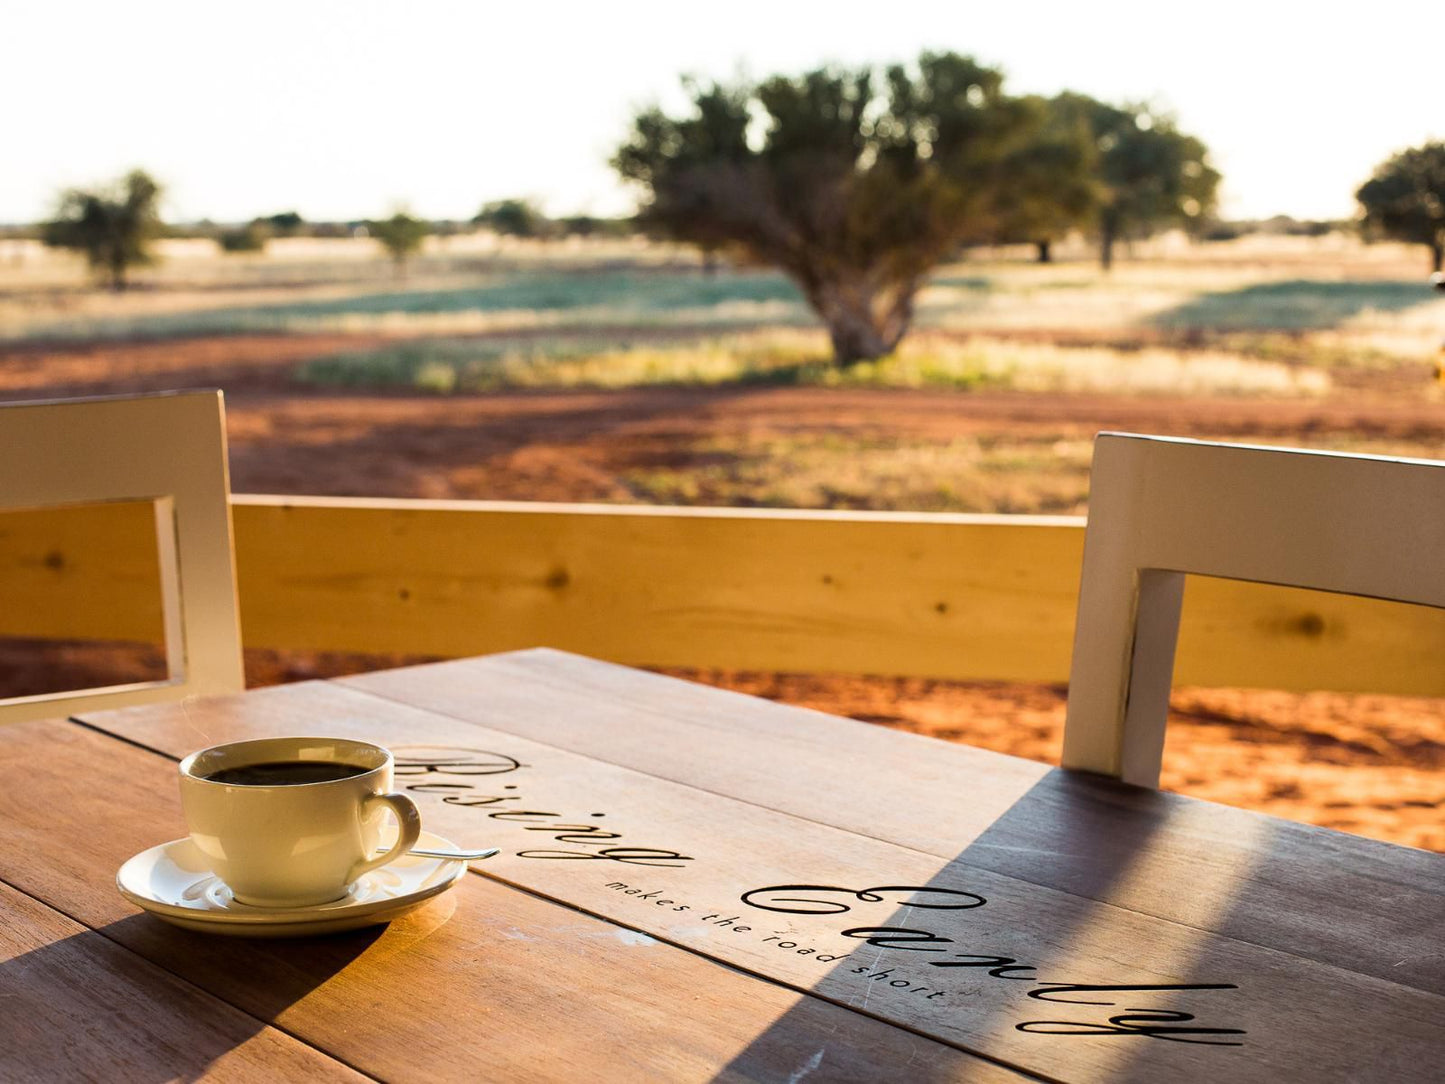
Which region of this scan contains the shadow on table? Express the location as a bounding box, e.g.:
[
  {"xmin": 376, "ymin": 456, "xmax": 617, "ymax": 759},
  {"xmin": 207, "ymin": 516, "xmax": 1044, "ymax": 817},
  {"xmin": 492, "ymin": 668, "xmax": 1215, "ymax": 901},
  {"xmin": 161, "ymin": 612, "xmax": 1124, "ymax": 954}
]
[
  {"xmin": 715, "ymin": 764, "xmax": 1443, "ymax": 1081},
  {"xmin": 711, "ymin": 769, "xmax": 1256, "ymax": 1083},
  {"xmin": 0, "ymin": 913, "xmax": 384, "ymax": 1082}
]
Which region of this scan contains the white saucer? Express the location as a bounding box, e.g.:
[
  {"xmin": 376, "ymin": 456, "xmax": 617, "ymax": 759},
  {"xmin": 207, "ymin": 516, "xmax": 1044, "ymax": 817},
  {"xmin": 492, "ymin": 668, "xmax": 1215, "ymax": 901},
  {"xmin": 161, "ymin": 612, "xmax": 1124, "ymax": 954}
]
[{"xmin": 117, "ymin": 830, "xmax": 469, "ymax": 937}]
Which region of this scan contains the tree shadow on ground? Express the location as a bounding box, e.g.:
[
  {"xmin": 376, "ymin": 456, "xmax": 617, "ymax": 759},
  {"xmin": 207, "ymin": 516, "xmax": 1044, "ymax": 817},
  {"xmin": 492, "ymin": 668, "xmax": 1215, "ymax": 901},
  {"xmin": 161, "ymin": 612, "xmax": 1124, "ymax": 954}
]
[
  {"xmin": 15, "ymin": 269, "xmax": 809, "ymax": 342},
  {"xmin": 924, "ymin": 274, "xmax": 992, "ymax": 291},
  {"xmin": 1150, "ymin": 279, "xmax": 1438, "ymax": 331}
]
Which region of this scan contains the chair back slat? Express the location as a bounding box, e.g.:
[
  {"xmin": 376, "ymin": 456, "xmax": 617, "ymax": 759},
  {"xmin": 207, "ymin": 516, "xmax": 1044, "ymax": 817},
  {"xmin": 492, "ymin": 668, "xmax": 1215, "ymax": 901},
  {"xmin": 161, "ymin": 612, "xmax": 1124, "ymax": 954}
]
[
  {"xmin": 0, "ymin": 391, "xmax": 243, "ymax": 724},
  {"xmin": 1063, "ymin": 432, "xmax": 1445, "ymax": 785}
]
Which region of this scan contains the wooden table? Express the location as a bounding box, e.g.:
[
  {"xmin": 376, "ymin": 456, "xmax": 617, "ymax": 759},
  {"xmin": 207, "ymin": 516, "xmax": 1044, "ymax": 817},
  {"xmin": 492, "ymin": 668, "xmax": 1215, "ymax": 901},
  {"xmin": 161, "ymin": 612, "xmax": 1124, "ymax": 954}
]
[{"xmin": 1, "ymin": 649, "xmax": 1440, "ymax": 1082}]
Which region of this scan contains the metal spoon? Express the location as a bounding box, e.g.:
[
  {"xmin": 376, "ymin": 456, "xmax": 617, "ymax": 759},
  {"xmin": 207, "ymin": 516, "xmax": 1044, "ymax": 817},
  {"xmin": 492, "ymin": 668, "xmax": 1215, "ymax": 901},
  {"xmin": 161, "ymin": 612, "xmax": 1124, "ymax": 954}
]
[{"xmin": 379, "ymin": 845, "xmax": 500, "ymax": 862}]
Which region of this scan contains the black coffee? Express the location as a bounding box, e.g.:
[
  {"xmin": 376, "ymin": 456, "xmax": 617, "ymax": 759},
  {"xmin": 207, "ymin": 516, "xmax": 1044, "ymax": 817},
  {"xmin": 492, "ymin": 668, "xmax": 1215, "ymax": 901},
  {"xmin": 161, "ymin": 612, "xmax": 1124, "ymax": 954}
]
[{"xmin": 203, "ymin": 761, "xmax": 370, "ymax": 786}]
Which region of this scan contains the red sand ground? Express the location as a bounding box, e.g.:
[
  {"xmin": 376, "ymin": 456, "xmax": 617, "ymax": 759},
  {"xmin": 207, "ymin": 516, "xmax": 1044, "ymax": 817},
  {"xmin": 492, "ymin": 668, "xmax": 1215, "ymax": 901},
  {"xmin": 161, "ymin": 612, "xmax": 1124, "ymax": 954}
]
[{"xmin": 2, "ymin": 332, "xmax": 1440, "ymax": 850}]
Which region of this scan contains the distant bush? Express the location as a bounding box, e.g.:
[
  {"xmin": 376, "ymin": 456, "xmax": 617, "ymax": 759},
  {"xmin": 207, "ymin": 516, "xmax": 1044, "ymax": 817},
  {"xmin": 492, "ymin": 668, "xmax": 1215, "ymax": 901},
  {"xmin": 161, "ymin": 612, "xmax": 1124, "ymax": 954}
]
[
  {"xmin": 1200, "ymin": 216, "xmax": 1343, "ymax": 243},
  {"xmin": 1201, "ymin": 222, "xmax": 1247, "ymax": 242},
  {"xmin": 560, "ymin": 215, "xmax": 600, "ymax": 238},
  {"xmin": 262, "ymin": 211, "xmax": 303, "ymax": 236},
  {"xmin": 217, "ymin": 222, "xmax": 270, "ymax": 253},
  {"xmin": 474, "ymin": 198, "xmax": 551, "ymax": 238},
  {"xmin": 558, "ymin": 215, "xmax": 638, "ymax": 239},
  {"xmin": 1261, "ymin": 215, "xmax": 1339, "ymax": 237}
]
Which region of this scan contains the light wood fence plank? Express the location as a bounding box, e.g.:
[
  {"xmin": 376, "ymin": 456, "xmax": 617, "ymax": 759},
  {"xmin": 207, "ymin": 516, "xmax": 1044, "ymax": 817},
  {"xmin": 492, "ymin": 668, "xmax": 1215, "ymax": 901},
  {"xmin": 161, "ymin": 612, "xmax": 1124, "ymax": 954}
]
[
  {"xmin": 3, "ymin": 495, "xmax": 1444, "ymax": 693},
  {"xmin": 0, "ymin": 500, "xmax": 164, "ymax": 642},
  {"xmin": 231, "ymin": 497, "xmax": 1085, "ymax": 683}
]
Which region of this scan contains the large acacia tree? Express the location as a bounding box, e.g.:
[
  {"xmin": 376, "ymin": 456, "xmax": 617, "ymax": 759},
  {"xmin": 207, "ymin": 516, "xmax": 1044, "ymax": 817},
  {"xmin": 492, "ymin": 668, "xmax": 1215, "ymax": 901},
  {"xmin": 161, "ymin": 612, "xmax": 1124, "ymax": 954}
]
[
  {"xmin": 41, "ymin": 169, "xmax": 164, "ymax": 291},
  {"xmin": 614, "ymin": 53, "xmax": 1047, "ymax": 365},
  {"xmin": 1357, "ymin": 142, "xmax": 1445, "ymax": 272}
]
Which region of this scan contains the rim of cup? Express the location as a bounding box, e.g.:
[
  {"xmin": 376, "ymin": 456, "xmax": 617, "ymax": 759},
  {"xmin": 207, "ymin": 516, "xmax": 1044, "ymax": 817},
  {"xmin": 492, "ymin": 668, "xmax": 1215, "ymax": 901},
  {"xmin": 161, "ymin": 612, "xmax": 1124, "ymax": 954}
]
[{"xmin": 179, "ymin": 736, "xmax": 391, "ymax": 788}]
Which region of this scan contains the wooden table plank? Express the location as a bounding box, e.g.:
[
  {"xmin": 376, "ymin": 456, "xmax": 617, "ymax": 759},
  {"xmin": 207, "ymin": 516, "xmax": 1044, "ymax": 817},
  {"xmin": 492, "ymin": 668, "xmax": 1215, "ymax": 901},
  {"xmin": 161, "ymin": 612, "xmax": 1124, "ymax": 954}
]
[
  {"xmin": 0, "ymin": 718, "xmax": 1032, "ymax": 1084},
  {"xmin": 83, "ymin": 676, "xmax": 1445, "ymax": 1083},
  {"xmin": 340, "ymin": 650, "xmax": 1445, "ymax": 994},
  {"xmin": 0, "ymin": 878, "xmax": 367, "ymax": 1083}
]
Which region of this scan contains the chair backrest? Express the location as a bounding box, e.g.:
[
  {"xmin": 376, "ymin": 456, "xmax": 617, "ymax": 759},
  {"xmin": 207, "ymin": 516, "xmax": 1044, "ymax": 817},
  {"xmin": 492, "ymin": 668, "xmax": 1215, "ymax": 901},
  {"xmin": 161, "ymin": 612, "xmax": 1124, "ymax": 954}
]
[
  {"xmin": 1062, "ymin": 432, "xmax": 1445, "ymax": 787},
  {"xmin": 0, "ymin": 390, "xmax": 243, "ymax": 724}
]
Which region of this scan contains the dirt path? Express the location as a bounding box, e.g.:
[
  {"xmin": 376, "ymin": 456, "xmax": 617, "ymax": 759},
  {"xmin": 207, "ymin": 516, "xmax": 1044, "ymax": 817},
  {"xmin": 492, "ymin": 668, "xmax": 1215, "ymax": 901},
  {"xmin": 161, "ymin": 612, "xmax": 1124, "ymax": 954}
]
[
  {"xmin": 218, "ymin": 381, "xmax": 1445, "ymax": 502},
  {"xmin": 13, "ymin": 331, "xmax": 1438, "ymax": 500}
]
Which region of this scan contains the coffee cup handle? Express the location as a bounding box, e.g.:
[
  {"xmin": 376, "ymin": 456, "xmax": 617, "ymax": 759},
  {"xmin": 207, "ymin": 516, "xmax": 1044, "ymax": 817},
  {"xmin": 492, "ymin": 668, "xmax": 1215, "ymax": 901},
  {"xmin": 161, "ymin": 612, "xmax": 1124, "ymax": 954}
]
[{"xmin": 351, "ymin": 792, "xmax": 423, "ymax": 881}]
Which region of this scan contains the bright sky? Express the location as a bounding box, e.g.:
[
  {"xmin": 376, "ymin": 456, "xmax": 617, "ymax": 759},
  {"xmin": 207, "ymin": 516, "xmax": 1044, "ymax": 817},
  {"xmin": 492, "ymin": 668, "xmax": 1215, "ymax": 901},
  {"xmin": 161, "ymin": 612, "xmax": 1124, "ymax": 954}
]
[{"xmin": 4, "ymin": 1, "xmax": 1438, "ymax": 226}]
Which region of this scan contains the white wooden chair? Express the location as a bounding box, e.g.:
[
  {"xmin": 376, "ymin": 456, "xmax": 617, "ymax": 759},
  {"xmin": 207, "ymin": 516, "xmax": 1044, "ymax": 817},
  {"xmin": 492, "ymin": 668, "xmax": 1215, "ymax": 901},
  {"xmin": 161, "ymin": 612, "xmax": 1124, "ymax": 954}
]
[
  {"xmin": 1062, "ymin": 432, "xmax": 1445, "ymax": 786},
  {"xmin": 0, "ymin": 391, "xmax": 244, "ymax": 724}
]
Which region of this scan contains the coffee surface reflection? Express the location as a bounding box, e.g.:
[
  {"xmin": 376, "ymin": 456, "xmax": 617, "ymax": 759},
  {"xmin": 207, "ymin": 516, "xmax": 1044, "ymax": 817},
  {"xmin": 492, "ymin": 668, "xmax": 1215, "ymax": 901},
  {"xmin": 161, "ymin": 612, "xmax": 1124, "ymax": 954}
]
[{"xmin": 204, "ymin": 761, "xmax": 370, "ymax": 787}]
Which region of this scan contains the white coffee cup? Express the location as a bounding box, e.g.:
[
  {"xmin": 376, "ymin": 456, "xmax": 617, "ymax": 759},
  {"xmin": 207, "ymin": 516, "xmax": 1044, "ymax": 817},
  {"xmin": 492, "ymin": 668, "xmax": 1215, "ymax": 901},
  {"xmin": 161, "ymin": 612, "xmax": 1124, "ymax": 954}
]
[{"xmin": 178, "ymin": 736, "xmax": 422, "ymax": 908}]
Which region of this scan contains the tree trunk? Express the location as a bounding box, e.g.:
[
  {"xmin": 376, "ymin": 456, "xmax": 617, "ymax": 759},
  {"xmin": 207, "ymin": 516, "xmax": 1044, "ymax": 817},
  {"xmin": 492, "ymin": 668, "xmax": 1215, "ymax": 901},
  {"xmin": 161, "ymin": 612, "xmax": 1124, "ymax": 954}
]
[
  {"xmin": 1097, "ymin": 207, "xmax": 1123, "ymax": 273},
  {"xmin": 827, "ymin": 315, "xmax": 891, "ymax": 366},
  {"xmin": 808, "ymin": 276, "xmax": 913, "ymax": 366},
  {"xmin": 1431, "ymin": 239, "xmax": 1443, "ymax": 273},
  {"xmin": 1036, "ymin": 240, "xmax": 1052, "ymax": 264}
]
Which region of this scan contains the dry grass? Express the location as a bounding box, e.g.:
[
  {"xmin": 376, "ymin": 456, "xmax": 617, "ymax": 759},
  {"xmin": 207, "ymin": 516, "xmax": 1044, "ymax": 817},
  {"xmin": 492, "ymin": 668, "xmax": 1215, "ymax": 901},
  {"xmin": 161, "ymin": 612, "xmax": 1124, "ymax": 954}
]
[
  {"xmin": 4, "ymin": 232, "xmax": 1440, "ymax": 518},
  {"xmin": 296, "ymin": 327, "xmax": 1334, "ymax": 398},
  {"xmin": 619, "ymin": 432, "xmax": 1096, "ymax": 513}
]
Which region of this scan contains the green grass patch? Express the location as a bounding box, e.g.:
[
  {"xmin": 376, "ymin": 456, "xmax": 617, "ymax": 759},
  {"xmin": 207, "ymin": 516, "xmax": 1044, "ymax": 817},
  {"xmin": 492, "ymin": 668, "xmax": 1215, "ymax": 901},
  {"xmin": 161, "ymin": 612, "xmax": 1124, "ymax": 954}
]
[
  {"xmin": 296, "ymin": 331, "xmax": 1019, "ymax": 393},
  {"xmin": 298, "ymin": 329, "xmax": 1331, "ymax": 398}
]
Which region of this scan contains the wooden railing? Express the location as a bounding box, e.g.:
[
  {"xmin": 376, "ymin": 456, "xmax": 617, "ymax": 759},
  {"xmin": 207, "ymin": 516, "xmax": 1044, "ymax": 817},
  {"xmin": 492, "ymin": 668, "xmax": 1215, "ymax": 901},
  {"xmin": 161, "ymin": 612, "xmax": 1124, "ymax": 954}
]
[{"xmin": 4, "ymin": 494, "xmax": 1445, "ymax": 695}]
